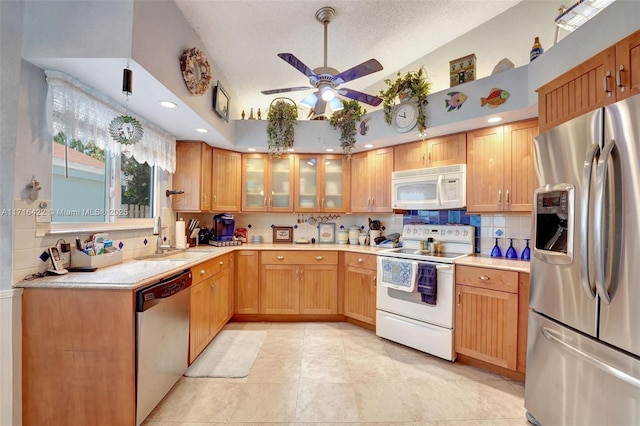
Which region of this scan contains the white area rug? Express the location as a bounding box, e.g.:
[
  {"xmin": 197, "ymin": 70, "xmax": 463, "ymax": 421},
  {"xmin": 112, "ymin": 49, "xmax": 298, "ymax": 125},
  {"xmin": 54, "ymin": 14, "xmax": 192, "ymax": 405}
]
[{"xmin": 184, "ymin": 330, "xmax": 267, "ymax": 378}]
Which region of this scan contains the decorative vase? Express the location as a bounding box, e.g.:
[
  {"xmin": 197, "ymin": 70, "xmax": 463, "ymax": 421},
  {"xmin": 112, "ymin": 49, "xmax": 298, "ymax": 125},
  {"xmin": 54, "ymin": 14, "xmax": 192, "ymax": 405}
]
[
  {"xmin": 337, "ymin": 230, "xmax": 349, "ymax": 244},
  {"xmin": 348, "ymin": 226, "xmax": 360, "ymax": 244}
]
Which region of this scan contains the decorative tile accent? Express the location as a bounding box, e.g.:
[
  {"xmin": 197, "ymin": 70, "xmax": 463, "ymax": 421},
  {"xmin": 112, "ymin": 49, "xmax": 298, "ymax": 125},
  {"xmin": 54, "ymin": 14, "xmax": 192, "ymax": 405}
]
[
  {"xmin": 248, "ymin": 224, "xmax": 252, "ymax": 228},
  {"xmin": 143, "ymin": 238, "xmax": 148, "ymax": 245},
  {"xmin": 294, "ymin": 224, "xmax": 298, "ymax": 229},
  {"xmin": 118, "ymin": 241, "xmax": 124, "ymax": 249},
  {"xmin": 39, "ymin": 251, "xmax": 49, "ymax": 262},
  {"xmin": 496, "ymin": 229, "xmax": 504, "ymax": 237}
]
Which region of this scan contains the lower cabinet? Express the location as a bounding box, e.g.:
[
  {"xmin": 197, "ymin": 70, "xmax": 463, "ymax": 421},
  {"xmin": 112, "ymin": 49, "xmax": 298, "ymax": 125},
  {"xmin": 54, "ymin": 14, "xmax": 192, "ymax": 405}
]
[
  {"xmin": 189, "ymin": 253, "xmax": 233, "ymax": 363},
  {"xmin": 343, "ymin": 252, "xmax": 377, "ymax": 325},
  {"xmin": 260, "ymin": 251, "xmax": 338, "ymax": 315},
  {"xmin": 235, "ymin": 250, "xmax": 260, "ymax": 314},
  {"xmin": 454, "ymin": 265, "xmax": 528, "ymax": 372}
]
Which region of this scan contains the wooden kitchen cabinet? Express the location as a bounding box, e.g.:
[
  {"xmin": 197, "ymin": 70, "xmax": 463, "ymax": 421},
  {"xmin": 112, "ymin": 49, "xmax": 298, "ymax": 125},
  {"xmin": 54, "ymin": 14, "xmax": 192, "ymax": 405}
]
[
  {"xmin": 212, "ymin": 148, "xmax": 241, "ymax": 212},
  {"xmin": 295, "ymin": 154, "xmax": 349, "ymax": 212},
  {"xmin": 242, "ymin": 153, "xmax": 294, "ymax": 212},
  {"xmin": 466, "ymin": 120, "xmax": 537, "ymax": 213},
  {"xmin": 260, "ymin": 251, "xmax": 338, "ymax": 315},
  {"xmin": 537, "ymin": 29, "xmax": 640, "ymax": 132},
  {"xmin": 454, "ymin": 265, "xmax": 529, "ymax": 373},
  {"xmin": 173, "ymin": 141, "xmax": 213, "ymax": 211},
  {"xmin": 343, "ymin": 252, "xmax": 377, "ymax": 325},
  {"xmin": 235, "ymin": 250, "xmax": 260, "ymax": 314},
  {"xmin": 394, "ymin": 133, "xmax": 466, "ymax": 171},
  {"xmin": 189, "ymin": 253, "xmax": 233, "ymax": 363},
  {"xmin": 350, "ymin": 147, "xmax": 394, "ymax": 212}
]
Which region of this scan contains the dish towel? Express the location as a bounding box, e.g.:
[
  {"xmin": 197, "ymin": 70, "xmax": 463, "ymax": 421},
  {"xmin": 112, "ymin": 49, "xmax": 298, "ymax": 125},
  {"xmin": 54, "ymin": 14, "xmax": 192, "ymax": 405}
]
[
  {"xmin": 416, "ymin": 263, "xmax": 437, "ymax": 305},
  {"xmin": 380, "ymin": 258, "xmax": 417, "ymax": 292}
]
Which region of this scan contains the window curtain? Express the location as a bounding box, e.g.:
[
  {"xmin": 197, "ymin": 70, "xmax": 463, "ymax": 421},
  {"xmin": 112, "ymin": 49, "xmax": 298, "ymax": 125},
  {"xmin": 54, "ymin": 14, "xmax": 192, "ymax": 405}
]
[{"xmin": 45, "ymin": 70, "xmax": 177, "ymax": 173}]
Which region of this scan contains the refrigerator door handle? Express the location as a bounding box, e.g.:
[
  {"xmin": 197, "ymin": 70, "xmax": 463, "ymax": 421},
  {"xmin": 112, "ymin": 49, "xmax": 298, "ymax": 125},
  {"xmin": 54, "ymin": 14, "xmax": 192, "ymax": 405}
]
[
  {"xmin": 580, "ymin": 143, "xmax": 600, "ymax": 299},
  {"xmin": 594, "ymin": 139, "xmax": 622, "ymax": 305},
  {"xmin": 542, "ymin": 327, "xmax": 640, "ymax": 389}
]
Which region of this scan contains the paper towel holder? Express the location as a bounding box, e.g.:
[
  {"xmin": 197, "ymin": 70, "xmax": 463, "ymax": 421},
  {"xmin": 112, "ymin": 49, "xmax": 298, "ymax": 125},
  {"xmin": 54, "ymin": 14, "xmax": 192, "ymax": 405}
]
[{"xmin": 166, "ymin": 189, "xmax": 184, "ymax": 197}]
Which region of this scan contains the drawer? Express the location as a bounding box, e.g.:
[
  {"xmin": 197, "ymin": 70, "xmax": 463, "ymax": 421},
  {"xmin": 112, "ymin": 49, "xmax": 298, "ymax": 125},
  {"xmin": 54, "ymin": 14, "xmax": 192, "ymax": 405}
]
[
  {"xmin": 344, "ymin": 252, "xmax": 376, "ymax": 270},
  {"xmin": 455, "ymin": 265, "xmax": 518, "ymax": 293},
  {"xmin": 261, "ymin": 251, "xmax": 338, "ymax": 265},
  {"xmin": 192, "ymin": 253, "xmax": 230, "ymax": 283}
]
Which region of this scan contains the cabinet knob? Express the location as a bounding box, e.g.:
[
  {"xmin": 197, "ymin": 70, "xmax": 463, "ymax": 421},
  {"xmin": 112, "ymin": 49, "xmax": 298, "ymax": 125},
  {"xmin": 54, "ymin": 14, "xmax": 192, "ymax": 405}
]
[
  {"xmin": 357, "ymin": 258, "xmax": 364, "ymax": 263},
  {"xmin": 479, "ymin": 275, "xmax": 490, "ymax": 281},
  {"xmin": 315, "ymin": 256, "xmax": 323, "ymax": 260},
  {"xmin": 277, "ymin": 255, "xmax": 284, "ymax": 260},
  {"xmin": 219, "ymin": 260, "xmax": 224, "ymax": 265},
  {"xmin": 200, "ymin": 269, "xmax": 206, "ymax": 275}
]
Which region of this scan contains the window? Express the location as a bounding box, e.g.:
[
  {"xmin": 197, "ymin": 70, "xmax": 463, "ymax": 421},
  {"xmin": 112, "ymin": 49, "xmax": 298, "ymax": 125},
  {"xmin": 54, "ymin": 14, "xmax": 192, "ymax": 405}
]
[{"xmin": 46, "ymin": 71, "xmax": 176, "ymax": 226}]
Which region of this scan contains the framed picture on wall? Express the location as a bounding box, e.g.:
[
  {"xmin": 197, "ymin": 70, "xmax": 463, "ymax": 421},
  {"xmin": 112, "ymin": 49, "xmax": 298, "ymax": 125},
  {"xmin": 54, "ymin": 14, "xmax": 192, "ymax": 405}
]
[
  {"xmin": 272, "ymin": 226, "xmax": 293, "ymax": 243},
  {"xmin": 318, "ymin": 223, "xmax": 336, "ymax": 244},
  {"xmin": 213, "ymin": 80, "xmax": 230, "ymax": 122}
]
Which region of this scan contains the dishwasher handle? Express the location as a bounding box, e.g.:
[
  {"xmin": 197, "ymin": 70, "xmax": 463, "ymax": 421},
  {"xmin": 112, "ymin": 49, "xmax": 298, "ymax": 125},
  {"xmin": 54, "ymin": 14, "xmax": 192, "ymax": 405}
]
[{"xmin": 136, "ymin": 270, "xmax": 192, "ymax": 312}]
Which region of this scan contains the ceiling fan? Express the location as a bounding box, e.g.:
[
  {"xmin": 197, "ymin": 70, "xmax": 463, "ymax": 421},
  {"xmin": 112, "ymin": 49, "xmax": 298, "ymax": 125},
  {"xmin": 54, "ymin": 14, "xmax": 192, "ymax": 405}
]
[{"xmin": 261, "ymin": 6, "xmax": 383, "ymax": 117}]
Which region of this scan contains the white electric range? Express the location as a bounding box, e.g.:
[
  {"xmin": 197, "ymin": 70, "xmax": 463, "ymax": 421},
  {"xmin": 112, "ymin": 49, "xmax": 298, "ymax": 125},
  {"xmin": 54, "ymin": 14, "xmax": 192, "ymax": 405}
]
[{"xmin": 376, "ymin": 224, "xmax": 475, "ymax": 361}]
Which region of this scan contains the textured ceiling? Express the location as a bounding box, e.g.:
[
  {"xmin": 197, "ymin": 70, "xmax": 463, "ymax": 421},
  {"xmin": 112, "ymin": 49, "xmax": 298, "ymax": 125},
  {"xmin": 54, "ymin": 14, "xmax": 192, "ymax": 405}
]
[{"xmin": 175, "ymin": 0, "xmax": 524, "ymax": 116}]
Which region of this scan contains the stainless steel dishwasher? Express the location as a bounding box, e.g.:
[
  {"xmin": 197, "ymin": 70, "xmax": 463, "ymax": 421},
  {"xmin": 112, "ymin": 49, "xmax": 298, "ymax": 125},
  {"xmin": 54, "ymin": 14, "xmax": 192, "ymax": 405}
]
[{"xmin": 136, "ymin": 269, "xmax": 192, "ymax": 425}]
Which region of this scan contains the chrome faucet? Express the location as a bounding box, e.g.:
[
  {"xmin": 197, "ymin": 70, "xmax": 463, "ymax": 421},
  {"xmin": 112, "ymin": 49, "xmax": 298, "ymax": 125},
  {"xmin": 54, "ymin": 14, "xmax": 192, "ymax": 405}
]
[{"xmin": 153, "ymin": 216, "xmax": 164, "ymax": 254}]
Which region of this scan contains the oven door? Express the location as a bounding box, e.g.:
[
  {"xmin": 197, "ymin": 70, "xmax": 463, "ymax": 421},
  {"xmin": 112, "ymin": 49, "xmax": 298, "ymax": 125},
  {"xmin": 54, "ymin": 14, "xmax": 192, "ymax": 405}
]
[{"xmin": 376, "ymin": 257, "xmax": 455, "ymax": 328}]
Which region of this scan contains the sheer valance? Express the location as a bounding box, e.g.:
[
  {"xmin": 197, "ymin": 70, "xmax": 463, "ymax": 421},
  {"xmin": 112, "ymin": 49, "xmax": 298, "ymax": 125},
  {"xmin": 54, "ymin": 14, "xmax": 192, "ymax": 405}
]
[{"xmin": 45, "ymin": 70, "xmax": 176, "ymax": 173}]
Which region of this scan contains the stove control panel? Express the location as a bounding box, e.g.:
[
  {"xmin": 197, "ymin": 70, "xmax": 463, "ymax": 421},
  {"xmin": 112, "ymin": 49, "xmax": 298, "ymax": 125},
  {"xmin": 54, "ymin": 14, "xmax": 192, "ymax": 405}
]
[{"xmin": 402, "ymin": 224, "xmax": 475, "ymax": 243}]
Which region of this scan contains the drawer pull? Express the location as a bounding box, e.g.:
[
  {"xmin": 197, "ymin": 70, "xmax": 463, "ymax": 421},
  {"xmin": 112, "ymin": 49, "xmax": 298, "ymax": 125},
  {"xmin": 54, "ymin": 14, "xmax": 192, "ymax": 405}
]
[
  {"xmin": 277, "ymin": 255, "xmax": 284, "ymax": 260},
  {"xmin": 479, "ymin": 275, "xmax": 490, "ymax": 281},
  {"xmin": 200, "ymin": 269, "xmax": 206, "ymax": 275},
  {"xmin": 315, "ymin": 256, "xmax": 323, "ymax": 260},
  {"xmin": 219, "ymin": 260, "xmax": 224, "ymax": 265},
  {"xmin": 357, "ymin": 258, "xmax": 364, "ymax": 263}
]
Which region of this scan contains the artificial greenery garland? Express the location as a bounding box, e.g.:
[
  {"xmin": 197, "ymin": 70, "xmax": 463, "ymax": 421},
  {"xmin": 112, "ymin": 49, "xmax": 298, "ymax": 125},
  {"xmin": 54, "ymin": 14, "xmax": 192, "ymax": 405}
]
[
  {"xmin": 266, "ymin": 98, "xmax": 298, "ymax": 158},
  {"xmin": 329, "ymin": 99, "xmax": 366, "ymax": 157},
  {"xmin": 379, "ymin": 67, "xmax": 431, "ymax": 133}
]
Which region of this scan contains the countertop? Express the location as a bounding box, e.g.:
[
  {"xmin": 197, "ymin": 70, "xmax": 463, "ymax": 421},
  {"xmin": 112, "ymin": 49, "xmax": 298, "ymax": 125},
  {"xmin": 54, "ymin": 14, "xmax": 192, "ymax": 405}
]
[
  {"xmin": 17, "ymin": 244, "xmax": 530, "ymax": 290},
  {"xmin": 16, "ymin": 243, "xmax": 386, "ymax": 290},
  {"xmin": 455, "ymin": 255, "xmax": 531, "ymax": 273}
]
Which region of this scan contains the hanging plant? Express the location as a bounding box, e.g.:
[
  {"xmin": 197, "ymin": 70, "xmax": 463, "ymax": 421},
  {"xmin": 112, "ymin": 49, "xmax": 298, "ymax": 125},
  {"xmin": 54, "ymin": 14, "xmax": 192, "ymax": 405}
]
[
  {"xmin": 266, "ymin": 98, "xmax": 298, "ymax": 158},
  {"xmin": 379, "ymin": 67, "xmax": 431, "ymax": 133},
  {"xmin": 329, "ymin": 99, "xmax": 366, "ymax": 157}
]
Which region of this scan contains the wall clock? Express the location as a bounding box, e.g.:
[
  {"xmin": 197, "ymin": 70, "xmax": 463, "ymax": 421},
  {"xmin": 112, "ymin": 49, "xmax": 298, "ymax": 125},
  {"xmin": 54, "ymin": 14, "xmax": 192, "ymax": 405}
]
[{"xmin": 392, "ymin": 101, "xmax": 419, "ymax": 133}]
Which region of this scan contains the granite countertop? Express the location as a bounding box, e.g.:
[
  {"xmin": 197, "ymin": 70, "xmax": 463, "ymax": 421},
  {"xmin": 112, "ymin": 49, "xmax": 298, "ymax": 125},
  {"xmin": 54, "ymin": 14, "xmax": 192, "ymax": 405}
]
[
  {"xmin": 454, "ymin": 255, "xmax": 531, "ymax": 273},
  {"xmin": 16, "ymin": 243, "xmax": 386, "ymax": 290}
]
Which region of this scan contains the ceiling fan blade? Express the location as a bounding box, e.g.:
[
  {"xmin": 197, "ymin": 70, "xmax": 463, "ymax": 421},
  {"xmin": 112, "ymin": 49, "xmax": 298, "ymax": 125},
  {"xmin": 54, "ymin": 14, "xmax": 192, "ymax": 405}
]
[
  {"xmin": 277, "ymin": 53, "xmax": 317, "ymax": 78},
  {"xmin": 339, "ymin": 88, "xmax": 383, "ymax": 106},
  {"xmin": 333, "ymin": 59, "xmax": 383, "ymax": 84},
  {"xmin": 261, "ymin": 86, "xmax": 312, "ymax": 95}
]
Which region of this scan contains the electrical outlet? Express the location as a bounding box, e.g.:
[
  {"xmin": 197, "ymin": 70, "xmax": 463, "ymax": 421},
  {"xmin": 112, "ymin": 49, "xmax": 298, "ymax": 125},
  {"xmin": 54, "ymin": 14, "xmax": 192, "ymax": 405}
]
[{"xmin": 36, "ymin": 211, "xmax": 51, "ymax": 223}]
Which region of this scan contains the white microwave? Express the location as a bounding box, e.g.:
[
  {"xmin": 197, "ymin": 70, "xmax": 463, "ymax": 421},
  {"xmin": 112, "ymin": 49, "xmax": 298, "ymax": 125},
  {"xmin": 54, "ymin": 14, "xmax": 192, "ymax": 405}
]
[{"xmin": 391, "ymin": 164, "xmax": 466, "ymax": 210}]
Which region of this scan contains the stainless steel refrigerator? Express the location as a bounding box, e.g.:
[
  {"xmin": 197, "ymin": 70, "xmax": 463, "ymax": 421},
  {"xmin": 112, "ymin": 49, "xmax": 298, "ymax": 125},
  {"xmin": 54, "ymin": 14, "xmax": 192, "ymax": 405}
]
[{"xmin": 525, "ymin": 94, "xmax": 640, "ymax": 426}]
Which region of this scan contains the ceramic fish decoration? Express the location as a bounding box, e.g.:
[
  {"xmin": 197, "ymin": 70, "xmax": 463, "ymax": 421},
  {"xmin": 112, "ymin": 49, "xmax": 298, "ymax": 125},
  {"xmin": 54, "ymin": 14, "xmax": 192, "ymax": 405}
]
[
  {"xmin": 359, "ymin": 117, "xmax": 371, "ymax": 135},
  {"xmin": 481, "ymin": 88, "xmax": 510, "ymax": 108},
  {"xmin": 445, "ymin": 91, "xmax": 467, "ymax": 112}
]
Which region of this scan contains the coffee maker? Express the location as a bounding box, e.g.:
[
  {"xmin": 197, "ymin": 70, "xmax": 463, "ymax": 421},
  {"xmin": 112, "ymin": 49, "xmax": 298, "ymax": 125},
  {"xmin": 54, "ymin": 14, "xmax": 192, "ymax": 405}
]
[{"xmin": 209, "ymin": 214, "xmax": 237, "ymax": 246}]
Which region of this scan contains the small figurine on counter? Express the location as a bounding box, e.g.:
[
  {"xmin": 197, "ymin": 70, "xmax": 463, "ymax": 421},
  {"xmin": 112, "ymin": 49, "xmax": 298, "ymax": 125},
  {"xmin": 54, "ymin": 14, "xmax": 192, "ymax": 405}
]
[
  {"xmin": 248, "ymin": 108, "xmax": 255, "ymax": 120},
  {"xmin": 257, "ymin": 108, "xmax": 262, "ymax": 120},
  {"xmin": 241, "ymin": 110, "xmax": 245, "ymax": 120}
]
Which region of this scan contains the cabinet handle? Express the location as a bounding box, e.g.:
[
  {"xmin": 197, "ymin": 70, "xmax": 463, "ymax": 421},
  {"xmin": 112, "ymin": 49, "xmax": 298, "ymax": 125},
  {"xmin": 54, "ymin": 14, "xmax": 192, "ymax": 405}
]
[
  {"xmin": 373, "ymin": 276, "xmax": 377, "ymax": 289},
  {"xmin": 479, "ymin": 275, "xmax": 490, "ymax": 281},
  {"xmin": 269, "ymin": 197, "xmax": 272, "ymax": 207},
  {"xmin": 422, "ymin": 152, "xmax": 426, "ymax": 163},
  {"xmin": 321, "ymin": 198, "xmax": 324, "ymax": 208},
  {"xmin": 300, "ymin": 270, "xmax": 304, "ymax": 280},
  {"xmin": 317, "ymin": 197, "xmax": 320, "ymax": 207},
  {"xmin": 315, "ymin": 256, "xmax": 323, "ymax": 260},
  {"xmin": 617, "ymin": 64, "xmax": 626, "ymax": 92},
  {"xmin": 371, "ymin": 197, "xmax": 375, "ymax": 206},
  {"xmin": 213, "ymin": 195, "xmax": 217, "ymax": 206},
  {"xmin": 506, "ymin": 189, "xmax": 510, "ymax": 205},
  {"xmin": 604, "ymin": 71, "xmax": 613, "ymax": 97},
  {"xmin": 428, "ymin": 151, "xmax": 432, "ymax": 164},
  {"xmin": 357, "ymin": 258, "xmax": 364, "ymax": 263},
  {"xmin": 457, "ymin": 291, "xmax": 461, "ymax": 305},
  {"xmin": 203, "ymin": 194, "xmax": 207, "ymax": 205},
  {"xmin": 263, "ymin": 197, "xmax": 267, "ymax": 207},
  {"xmin": 277, "ymin": 255, "xmax": 284, "ymax": 260},
  {"xmin": 200, "ymin": 269, "xmax": 206, "ymax": 275},
  {"xmin": 497, "ymin": 190, "xmax": 502, "ymax": 204},
  {"xmin": 367, "ymin": 197, "xmax": 371, "ymax": 207},
  {"xmin": 295, "ymin": 269, "xmax": 299, "ymax": 280},
  {"xmin": 219, "ymin": 260, "xmax": 224, "ymax": 265}
]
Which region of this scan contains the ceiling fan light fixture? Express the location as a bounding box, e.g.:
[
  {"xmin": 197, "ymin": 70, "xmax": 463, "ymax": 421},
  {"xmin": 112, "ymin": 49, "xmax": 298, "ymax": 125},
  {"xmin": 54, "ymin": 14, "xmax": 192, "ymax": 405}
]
[
  {"xmin": 300, "ymin": 93, "xmax": 318, "ymax": 108},
  {"xmin": 328, "ymin": 97, "xmax": 343, "ymax": 111},
  {"xmin": 320, "ymin": 86, "xmax": 335, "ymax": 101}
]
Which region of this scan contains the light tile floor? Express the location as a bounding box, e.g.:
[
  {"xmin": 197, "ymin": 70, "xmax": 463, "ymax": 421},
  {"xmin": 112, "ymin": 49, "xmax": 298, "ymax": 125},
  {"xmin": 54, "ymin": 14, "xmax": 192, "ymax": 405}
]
[{"xmin": 144, "ymin": 321, "xmax": 529, "ymax": 425}]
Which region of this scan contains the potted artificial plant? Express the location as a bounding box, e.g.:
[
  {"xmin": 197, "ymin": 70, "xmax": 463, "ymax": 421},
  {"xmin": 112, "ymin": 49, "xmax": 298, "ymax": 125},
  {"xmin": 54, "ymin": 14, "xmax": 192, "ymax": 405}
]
[
  {"xmin": 379, "ymin": 67, "xmax": 431, "ymax": 133},
  {"xmin": 329, "ymin": 99, "xmax": 366, "ymax": 157},
  {"xmin": 266, "ymin": 98, "xmax": 298, "ymax": 157}
]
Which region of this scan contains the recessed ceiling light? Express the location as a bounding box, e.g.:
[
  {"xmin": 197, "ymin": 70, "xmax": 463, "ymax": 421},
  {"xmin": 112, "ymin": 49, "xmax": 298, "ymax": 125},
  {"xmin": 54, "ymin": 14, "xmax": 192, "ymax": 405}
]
[
  {"xmin": 287, "ymin": 148, "xmax": 295, "ymax": 152},
  {"xmin": 247, "ymin": 148, "xmax": 256, "ymax": 152},
  {"xmin": 159, "ymin": 100, "xmax": 178, "ymax": 109},
  {"xmin": 196, "ymin": 128, "xmax": 208, "ymax": 133},
  {"xmin": 364, "ymin": 144, "xmax": 374, "ymax": 148},
  {"xmin": 325, "ymin": 148, "xmax": 335, "ymax": 152},
  {"xmin": 488, "ymin": 116, "xmax": 503, "ymax": 123}
]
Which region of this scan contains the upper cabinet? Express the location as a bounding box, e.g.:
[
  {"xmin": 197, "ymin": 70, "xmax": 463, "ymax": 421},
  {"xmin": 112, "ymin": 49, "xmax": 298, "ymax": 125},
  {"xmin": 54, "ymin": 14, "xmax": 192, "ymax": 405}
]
[
  {"xmin": 537, "ymin": 29, "xmax": 640, "ymax": 133},
  {"xmin": 350, "ymin": 147, "xmax": 394, "ymax": 213},
  {"xmin": 394, "ymin": 133, "xmax": 466, "ymax": 171},
  {"xmin": 173, "ymin": 142, "xmax": 241, "ymax": 212},
  {"xmin": 242, "ymin": 154, "xmax": 294, "ymax": 212},
  {"xmin": 211, "ymin": 149, "xmax": 241, "ymax": 212},
  {"xmin": 466, "ymin": 120, "xmax": 538, "ymax": 213},
  {"xmin": 294, "ymin": 154, "xmax": 349, "ymax": 212},
  {"xmin": 173, "ymin": 142, "xmax": 213, "ymax": 212}
]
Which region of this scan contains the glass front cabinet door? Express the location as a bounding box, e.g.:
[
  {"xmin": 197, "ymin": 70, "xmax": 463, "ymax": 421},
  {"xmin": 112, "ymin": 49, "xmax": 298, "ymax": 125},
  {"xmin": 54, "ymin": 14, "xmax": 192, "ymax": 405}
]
[
  {"xmin": 295, "ymin": 154, "xmax": 348, "ymax": 212},
  {"xmin": 242, "ymin": 154, "xmax": 294, "ymax": 212}
]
